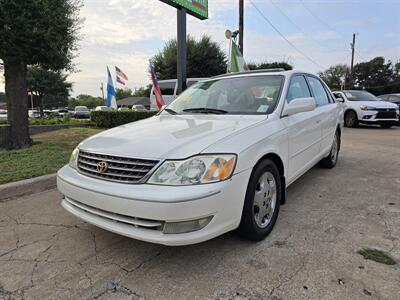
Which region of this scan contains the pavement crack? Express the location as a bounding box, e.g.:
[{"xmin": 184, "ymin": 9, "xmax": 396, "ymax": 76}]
[{"xmin": 89, "ymin": 280, "xmax": 142, "ymax": 300}]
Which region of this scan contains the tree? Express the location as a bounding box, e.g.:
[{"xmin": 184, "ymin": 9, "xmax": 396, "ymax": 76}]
[
  {"xmin": 116, "ymin": 88, "xmax": 133, "ymax": 99},
  {"xmin": 353, "ymin": 57, "xmax": 399, "ymax": 94},
  {"xmin": 132, "ymin": 85, "xmax": 151, "ymax": 97},
  {"xmin": 150, "ymin": 35, "xmax": 227, "ymax": 80},
  {"xmin": 0, "ymin": 0, "xmax": 81, "ymax": 149},
  {"xmin": 318, "ymin": 64, "xmax": 349, "ymax": 90},
  {"xmin": 247, "ymin": 61, "xmax": 293, "ymax": 71},
  {"xmin": 27, "ymin": 66, "xmax": 72, "ymax": 114},
  {"xmin": 69, "ymin": 95, "xmax": 105, "ymax": 109}
]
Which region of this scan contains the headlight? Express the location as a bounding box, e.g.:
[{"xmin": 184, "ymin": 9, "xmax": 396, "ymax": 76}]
[
  {"xmin": 148, "ymin": 154, "xmax": 236, "ymax": 185},
  {"xmin": 360, "ymin": 105, "xmax": 375, "ymax": 111},
  {"xmin": 69, "ymin": 148, "xmax": 79, "ymax": 169}
]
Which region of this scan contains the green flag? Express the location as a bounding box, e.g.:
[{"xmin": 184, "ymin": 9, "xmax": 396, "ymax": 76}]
[{"xmin": 228, "ymin": 39, "xmax": 248, "ymax": 73}]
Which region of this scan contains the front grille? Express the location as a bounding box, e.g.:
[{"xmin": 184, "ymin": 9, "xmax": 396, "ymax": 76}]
[
  {"xmin": 77, "ymin": 150, "xmax": 159, "ymax": 184},
  {"xmin": 375, "ymin": 111, "xmax": 397, "ymax": 119},
  {"xmin": 375, "ymin": 108, "xmax": 396, "ymax": 112}
]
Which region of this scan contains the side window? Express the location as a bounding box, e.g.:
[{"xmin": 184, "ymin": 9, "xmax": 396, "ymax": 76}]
[
  {"xmin": 286, "ymin": 75, "xmax": 311, "ymax": 102},
  {"xmin": 307, "ymin": 76, "xmax": 330, "ymax": 106}
]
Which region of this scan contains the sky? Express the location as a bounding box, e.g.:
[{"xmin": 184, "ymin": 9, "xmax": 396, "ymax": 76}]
[{"xmin": 1, "ymin": 0, "xmax": 400, "ymax": 96}]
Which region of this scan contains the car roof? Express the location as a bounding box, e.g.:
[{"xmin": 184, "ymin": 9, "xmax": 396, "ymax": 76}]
[{"xmin": 210, "ymin": 69, "xmax": 316, "ymax": 80}]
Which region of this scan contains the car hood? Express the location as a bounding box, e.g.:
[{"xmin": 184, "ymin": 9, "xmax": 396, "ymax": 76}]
[
  {"xmin": 349, "ymin": 100, "xmax": 398, "ymax": 109},
  {"xmin": 79, "ymin": 114, "xmax": 266, "ymax": 159}
]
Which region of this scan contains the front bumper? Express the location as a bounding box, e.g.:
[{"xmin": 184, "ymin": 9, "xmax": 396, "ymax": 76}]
[
  {"xmin": 358, "ymin": 110, "xmax": 399, "ymax": 123},
  {"xmin": 57, "ymin": 165, "xmax": 251, "ymax": 246}
]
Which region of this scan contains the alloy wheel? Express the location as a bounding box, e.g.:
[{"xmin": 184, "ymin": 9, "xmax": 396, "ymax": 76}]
[{"xmin": 253, "ymin": 172, "xmax": 277, "ymax": 228}]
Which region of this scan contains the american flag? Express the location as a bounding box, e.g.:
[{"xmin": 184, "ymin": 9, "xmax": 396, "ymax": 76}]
[
  {"xmin": 115, "ymin": 66, "xmax": 128, "ymax": 85},
  {"xmin": 150, "ymin": 64, "xmax": 165, "ymax": 110}
]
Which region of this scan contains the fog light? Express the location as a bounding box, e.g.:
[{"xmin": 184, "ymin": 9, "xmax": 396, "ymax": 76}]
[{"xmin": 163, "ymin": 216, "xmax": 213, "ymax": 234}]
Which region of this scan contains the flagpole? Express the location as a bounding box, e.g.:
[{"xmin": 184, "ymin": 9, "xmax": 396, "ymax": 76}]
[{"xmin": 227, "ymin": 38, "xmax": 232, "ymax": 73}]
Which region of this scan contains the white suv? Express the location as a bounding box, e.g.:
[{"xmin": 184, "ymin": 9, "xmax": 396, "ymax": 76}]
[
  {"xmin": 333, "ymin": 90, "xmax": 399, "ymax": 128},
  {"xmin": 58, "ymin": 70, "xmax": 343, "ymax": 245}
]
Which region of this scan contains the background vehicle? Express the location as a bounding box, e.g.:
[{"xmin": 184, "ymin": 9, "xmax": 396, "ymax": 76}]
[
  {"xmin": 95, "ymin": 106, "xmax": 110, "ymax": 111},
  {"xmin": 73, "ymin": 106, "xmax": 90, "ymax": 119},
  {"xmin": 28, "ymin": 110, "xmax": 41, "ymax": 118},
  {"xmin": 333, "ymin": 90, "xmax": 399, "ymax": 128},
  {"xmin": 379, "ymin": 93, "xmax": 400, "ymax": 125},
  {"xmin": 150, "ymin": 78, "xmax": 207, "ymax": 110},
  {"xmin": 131, "ymin": 105, "xmax": 146, "ymax": 111},
  {"xmin": 58, "ymin": 70, "xmax": 343, "ymax": 245},
  {"xmin": 0, "ymin": 110, "xmax": 7, "ymax": 121},
  {"xmin": 51, "ymin": 108, "xmax": 69, "ymax": 117}
]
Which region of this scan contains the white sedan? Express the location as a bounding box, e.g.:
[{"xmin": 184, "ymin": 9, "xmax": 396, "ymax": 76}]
[
  {"xmin": 57, "ymin": 70, "xmax": 343, "ymax": 245},
  {"xmin": 333, "ymin": 90, "xmax": 399, "ymax": 128}
]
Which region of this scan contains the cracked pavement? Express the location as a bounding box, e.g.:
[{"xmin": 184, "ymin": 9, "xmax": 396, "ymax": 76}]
[{"xmin": 0, "ymin": 127, "xmax": 399, "ymax": 300}]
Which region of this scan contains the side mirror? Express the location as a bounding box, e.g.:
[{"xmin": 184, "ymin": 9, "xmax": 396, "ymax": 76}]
[
  {"xmin": 282, "ymin": 97, "xmax": 316, "ymax": 116},
  {"xmin": 335, "ymin": 97, "xmax": 345, "ymax": 103}
]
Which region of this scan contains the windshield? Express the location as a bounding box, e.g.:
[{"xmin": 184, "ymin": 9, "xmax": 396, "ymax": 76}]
[
  {"xmin": 345, "ymin": 91, "xmax": 380, "ymax": 101},
  {"xmin": 166, "ymin": 75, "xmax": 284, "ymax": 115},
  {"xmin": 75, "ymin": 106, "xmax": 88, "ymax": 111}
]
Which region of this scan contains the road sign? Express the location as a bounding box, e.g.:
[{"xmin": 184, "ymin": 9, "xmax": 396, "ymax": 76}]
[{"xmin": 160, "ymin": 0, "xmax": 208, "ymax": 20}]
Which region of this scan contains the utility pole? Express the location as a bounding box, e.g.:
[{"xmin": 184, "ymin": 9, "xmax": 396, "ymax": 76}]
[
  {"xmin": 177, "ymin": 7, "xmax": 187, "ymax": 95},
  {"xmin": 350, "ymin": 33, "xmax": 356, "ymax": 88},
  {"xmin": 100, "ymin": 82, "xmax": 105, "ymax": 100},
  {"xmin": 239, "ymin": 0, "xmax": 244, "ymax": 54}
]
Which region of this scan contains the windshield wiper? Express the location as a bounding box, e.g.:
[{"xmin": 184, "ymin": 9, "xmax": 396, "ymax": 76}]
[
  {"xmin": 183, "ymin": 107, "xmax": 228, "ymax": 114},
  {"xmin": 164, "ymin": 108, "xmax": 178, "ymax": 115}
]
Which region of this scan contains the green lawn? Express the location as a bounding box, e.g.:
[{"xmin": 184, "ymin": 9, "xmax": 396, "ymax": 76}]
[{"xmin": 0, "ymin": 128, "xmax": 103, "ymax": 184}]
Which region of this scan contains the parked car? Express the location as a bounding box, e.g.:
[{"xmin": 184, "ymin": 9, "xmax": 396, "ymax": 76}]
[
  {"xmin": 378, "ymin": 93, "xmax": 400, "ymax": 108},
  {"xmin": 333, "ymin": 90, "xmax": 399, "ymax": 128},
  {"xmin": 58, "ymin": 70, "xmax": 343, "ymax": 246},
  {"xmin": 131, "ymin": 105, "xmax": 146, "ymax": 111},
  {"xmin": 150, "ymin": 78, "xmax": 207, "ymax": 110},
  {"xmin": 378, "ymin": 94, "xmax": 400, "ymax": 125},
  {"xmin": 0, "ymin": 110, "xmax": 7, "ymax": 121},
  {"xmin": 28, "ymin": 110, "xmax": 41, "ymax": 118},
  {"xmin": 52, "ymin": 108, "xmax": 69, "ymax": 117},
  {"xmin": 95, "ymin": 106, "xmax": 110, "ymax": 111},
  {"xmin": 73, "ymin": 106, "xmax": 90, "ymax": 119}
]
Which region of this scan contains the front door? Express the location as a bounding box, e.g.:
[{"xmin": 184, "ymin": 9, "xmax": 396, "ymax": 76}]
[{"xmin": 282, "ymin": 75, "xmax": 323, "ymax": 183}]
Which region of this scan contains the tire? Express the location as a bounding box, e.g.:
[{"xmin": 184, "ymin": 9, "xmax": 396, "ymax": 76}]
[
  {"xmin": 319, "ymin": 130, "xmax": 340, "ymax": 168},
  {"xmin": 238, "ymin": 159, "xmax": 281, "ymax": 241},
  {"xmin": 344, "ymin": 110, "xmax": 358, "ymax": 128},
  {"xmin": 380, "ymin": 123, "xmax": 392, "ymax": 128}
]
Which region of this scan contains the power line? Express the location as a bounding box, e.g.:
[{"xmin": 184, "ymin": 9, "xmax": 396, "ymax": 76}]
[
  {"xmin": 249, "ymin": 0, "xmax": 327, "ymax": 70},
  {"xmin": 269, "ymin": 0, "xmax": 346, "ymax": 54},
  {"xmin": 299, "ymin": 0, "xmax": 367, "ymax": 62}
]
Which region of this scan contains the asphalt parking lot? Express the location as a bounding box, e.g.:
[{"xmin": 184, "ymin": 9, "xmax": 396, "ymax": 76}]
[{"xmin": 0, "ymin": 126, "xmax": 399, "ymax": 300}]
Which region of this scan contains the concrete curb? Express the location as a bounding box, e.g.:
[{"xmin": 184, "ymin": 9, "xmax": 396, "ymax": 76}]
[{"xmin": 0, "ymin": 173, "xmax": 57, "ymax": 202}]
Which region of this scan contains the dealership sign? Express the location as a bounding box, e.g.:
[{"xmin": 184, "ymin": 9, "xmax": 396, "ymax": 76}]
[{"xmin": 160, "ymin": 0, "xmax": 208, "ymax": 20}]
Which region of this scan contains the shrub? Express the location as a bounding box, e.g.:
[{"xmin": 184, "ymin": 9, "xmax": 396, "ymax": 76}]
[{"xmin": 90, "ymin": 110, "xmax": 157, "ymax": 128}]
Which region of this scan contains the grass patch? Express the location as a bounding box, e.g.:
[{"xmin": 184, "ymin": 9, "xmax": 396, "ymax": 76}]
[
  {"xmin": 0, "ymin": 128, "xmax": 103, "ymax": 184},
  {"xmin": 358, "ymin": 248, "xmax": 397, "ymax": 265}
]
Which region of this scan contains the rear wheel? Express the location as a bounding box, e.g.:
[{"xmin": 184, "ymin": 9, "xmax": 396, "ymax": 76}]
[
  {"xmin": 319, "ymin": 130, "xmax": 340, "ymax": 168},
  {"xmin": 238, "ymin": 159, "xmax": 281, "ymax": 241},
  {"xmin": 344, "ymin": 110, "xmax": 358, "ymax": 128}
]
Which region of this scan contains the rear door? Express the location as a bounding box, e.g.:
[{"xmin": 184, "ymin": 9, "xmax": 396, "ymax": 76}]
[
  {"xmin": 282, "ymin": 75, "xmax": 323, "ymax": 182},
  {"xmin": 306, "ymin": 76, "xmax": 338, "ymax": 155}
]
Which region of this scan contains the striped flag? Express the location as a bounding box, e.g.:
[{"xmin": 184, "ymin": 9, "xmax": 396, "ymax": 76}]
[
  {"xmin": 115, "ymin": 66, "xmax": 128, "ymax": 85},
  {"xmin": 150, "ymin": 64, "xmax": 165, "ymax": 110},
  {"xmin": 107, "ymin": 67, "xmax": 117, "ymax": 109}
]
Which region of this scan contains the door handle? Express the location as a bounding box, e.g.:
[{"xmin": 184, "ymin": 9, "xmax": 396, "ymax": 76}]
[{"xmin": 316, "ymin": 120, "xmax": 321, "ymax": 124}]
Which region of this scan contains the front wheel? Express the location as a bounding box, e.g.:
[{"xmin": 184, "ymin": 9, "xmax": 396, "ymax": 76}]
[
  {"xmin": 319, "ymin": 130, "xmax": 340, "ymax": 168},
  {"xmin": 238, "ymin": 159, "xmax": 281, "ymax": 241},
  {"xmin": 344, "ymin": 110, "xmax": 358, "ymax": 128}
]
